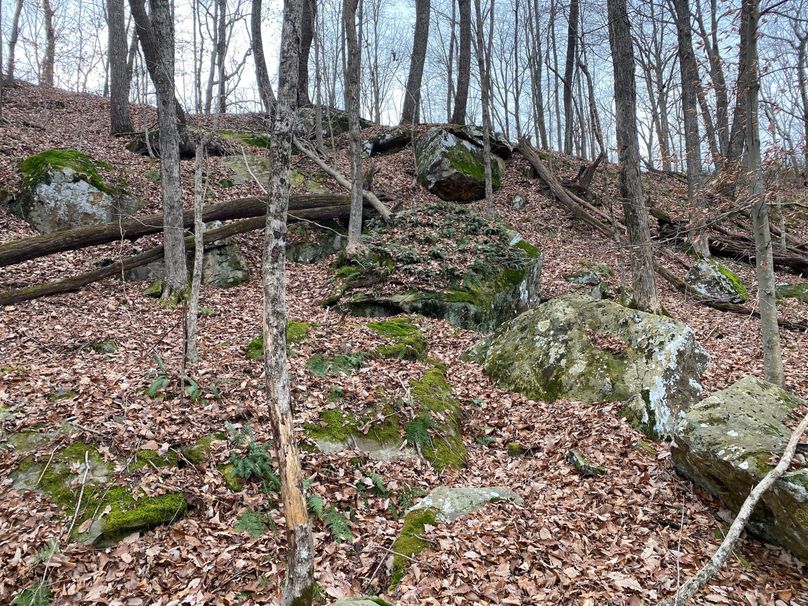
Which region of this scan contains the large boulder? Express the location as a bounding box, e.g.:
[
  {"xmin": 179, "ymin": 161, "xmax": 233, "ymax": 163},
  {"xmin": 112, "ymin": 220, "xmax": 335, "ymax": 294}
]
[
  {"xmin": 11, "ymin": 150, "xmax": 138, "ymax": 233},
  {"xmin": 325, "ymin": 203, "xmax": 542, "ymax": 331},
  {"xmin": 126, "ymin": 223, "xmax": 250, "ymax": 289},
  {"xmin": 363, "ymin": 127, "xmax": 412, "ymax": 156},
  {"xmin": 685, "ymin": 257, "xmax": 748, "ymax": 303},
  {"xmin": 672, "ymin": 376, "xmax": 808, "ymax": 563},
  {"xmin": 414, "ymin": 127, "xmax": 504, "ymax": 202},
  {"xmin": 469, "ymin": 294, "xmax": 709, "ymax": 437},
  {"xmin": 444, "ymin": 124, "xmax": 513, "ymax": 159}
]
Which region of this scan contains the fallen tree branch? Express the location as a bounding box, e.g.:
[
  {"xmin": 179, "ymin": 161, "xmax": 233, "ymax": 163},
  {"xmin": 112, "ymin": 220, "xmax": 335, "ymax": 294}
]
[
  {"xmin": 657, "ymin": 409, "xmax": 808, "ymax": 606},
  {"xmin": 0, "ymin": 204, "xmax": 350, "ymax": 306},
  {"xmin": 0, "ymin": 194, "xmax": 352, "ymax": 267},
  {"xmin": 293, "ymin": 135, "xmax": 393, "ymax": 223}
]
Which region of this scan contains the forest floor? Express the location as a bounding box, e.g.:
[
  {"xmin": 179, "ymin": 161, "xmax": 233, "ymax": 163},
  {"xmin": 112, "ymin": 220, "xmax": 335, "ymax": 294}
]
[{"xmin": 1, "ymin": 82, "xmax": 808, "ymax": 606}]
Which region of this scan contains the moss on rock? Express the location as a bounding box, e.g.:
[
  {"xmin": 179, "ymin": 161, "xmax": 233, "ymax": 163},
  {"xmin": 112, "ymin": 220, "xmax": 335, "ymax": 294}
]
[
  {"xmin": 181, "ymin": 432, "xmax": 226, "ymax": 464},
  {"xmin": 96, "ymin": 489, "xmax": 187, "ymax": 545},
  {"xmin": 390, "ymin": 507, "xmax": 438, "ymax": 588},
  {"xmin": 132, "ymin": 449, "xmax": 178, "ymax": 470},
  {"xmin": 19, "ymin": 149, "xmax": 115, "ymax": 194},
  {"xmin": 368, "ymin": 317, "xmax": 428, "ymax": 360}
]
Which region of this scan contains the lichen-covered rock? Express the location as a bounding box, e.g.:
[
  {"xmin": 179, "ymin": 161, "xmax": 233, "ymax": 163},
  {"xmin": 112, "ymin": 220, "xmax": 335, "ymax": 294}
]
[
  {"xmin": 11, "ymin": 150, "xmax": 138, "ymax": 233},
  {"xmin": 363, "ymin": 127, "xmax": 411, "ymax": 156},
  {"xmin": 414, "ymin": 127, "xmax": 504, "ymax": 201},
  {"xmin": 685, "ymin": 257, "xmax": 749, "ymax": 303},
  {"xmin": 510, "ymin": 193, "xmax": 526, "ymax": 209},
  {"xmin": 469, "ymin": 294, "xmax": 709, "ymax": 438},
  {"xmin": 672, "ymin": 376, "xmax": 808, "ymax": 563},
  {"xmin": 444, "ymin": 124, "xmax": 513, "ymax": 159},
  {"xmin": 777, "ymin": 282, "xmax": 808, "ymax": 304},
  {"xmin": 326, "ymin": 203, "xmax": 542, "ymax": 331},
  {"xmin": 125, "ymin": 224, "xmax": 250, "ymax": 289},
  {"xmin": 390, "ymin": 486, "xmax": 522, "ymax": 587}
]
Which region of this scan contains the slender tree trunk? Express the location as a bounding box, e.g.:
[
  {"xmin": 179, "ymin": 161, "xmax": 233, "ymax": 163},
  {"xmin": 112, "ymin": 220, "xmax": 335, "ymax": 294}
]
[
  {"xmin": 252, "ymin": 0, "xmax": 276, "ymax": 113},
  {"xmin": 400, "ymin": 0, "xmax": 430, "ymax": 124},
  {"xmin": 474, "ymin": 0, "xmax": 494, "ymax": 217},
  {"xmin": 797, "ymin": 32, "xmax": 808, "ymax": 177},
  {"xmin": 216, "ymin": 0, "xmax": 227, "ymax": 113},
  {"xmin": 344, "ymin": 0, "xmax": 363, "ymax": 255},
  {"xmin": 673, "ymin": 0, "xmax": 710, "ymax": 257},
  {"xmin": 109, "ymin": 0, "xmax": 134, "ymax": 134},
  {"xmin": 529, "ymin": 0, "xmax": 547, "ymax": 147},
  {"xmin": 607, "ymin": 0, "xmax": 661, "ymax": 313},
  {"xmin": 263, "ymin": 0, "xmax": 315, "ymax": 603},
  {"xmin": 41, "ymin": 0, "xmax": 56, "ymax": 87},
  {"xmin": 186, "ymin": 141, "xmax": 206, "ymax": 365},
  {"xmin": 446, "ymin": 0, "xmax": 455, "ymax": 122},
  {"xmin": 744, "ymin": 0, "xmax": 784, "ymax": 385},
  {"xmin": 563, "ymin": 0, "xmax": 578, "ymax": 155},
  {"xmin": 150, "ymin": 0, "xmax": 188, "ymax": 303},
  {"xmin": 6, "ymin": 0, "xmax": 23, "ymax": 80},
  {"xmin": 298, "ymin": 0, "xmax": 314, "ymax": 106},
  {"xmin": 726, "ymin": 5, "xmax": 750, "ymax": 169},
  {"xmin": 451, "ymin": 0, "xmax": 471, "ymax": 124}
]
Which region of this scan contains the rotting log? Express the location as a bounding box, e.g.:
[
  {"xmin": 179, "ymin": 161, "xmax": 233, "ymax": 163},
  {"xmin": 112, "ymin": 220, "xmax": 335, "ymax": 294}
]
[
  {"xmin": 0, "ymin": 214, "xmax": 270, "ymax": 305},
  {"xmin": 0, "ymin": 194, "xmax": 354, "ymax": 267}
]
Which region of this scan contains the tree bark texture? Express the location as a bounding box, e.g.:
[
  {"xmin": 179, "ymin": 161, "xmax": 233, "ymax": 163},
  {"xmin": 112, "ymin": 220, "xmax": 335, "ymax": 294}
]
[
  {"xmin": 607, "ymin": 0, "xmax": 661, "ymax": 313},
  {"xmin": 108, "ymin": 0, "xmax": 134, "ymax": 134},
  {"xmin": 450, "ymin": 0, "xmax": 471, "ymax": 125},
  {"xmin": 41, "ymin": 0, "xmax": 56, "ymax": 87},
  {"xmin": 252, "ymin": 0, "xmax": 276, "ymax": 113},
  {"xmin": 400, "ymin": 0, "xmax": 430, "ymax": 124},
  {"xmin": 562, "ymin": 0, "xmax": 579, "ymax": 155},
  {"xmin": 5, "ymin": 0, "xmax": 23, "ymax": 80},
  {"xmin": 343, "ymin": 0, "xmax": 363, "ymax": 254}
]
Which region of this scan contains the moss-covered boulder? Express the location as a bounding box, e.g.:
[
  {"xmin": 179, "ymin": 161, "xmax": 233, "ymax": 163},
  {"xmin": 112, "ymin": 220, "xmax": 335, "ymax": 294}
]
[
  {"xmin": 685, "ymin": 257, "xmax": 748, "ymax": 304},
  {"xmin": 672, "ymin": 376, "xmax": 808, "ymax": 563},
  {"xmin": 443, "ymin": 124, "xmax": 513, "ymax": 159},
  {"xmin": 414, "ymin": 127, "xmax": 504, "ymax": 201},
  {"xmin": 11, "ymin": 150, "xmax": 138, "ymax": 233},
  {"xmin": 390, "ymin": 486, "xmax": 522, "ymax": 587},
  {"xmin": 11, "ymin": 441, "xmax": 188, "ymax": 545},
  {"xmin": 304, "ymin": 364, "xmax": 466, "ymax": 469},
  {"xmin": 363, "ymin": 127, "xmax": 412, "ymax": 156},
  {"xmin": 468, "ymin": 294, "xmax": 709, "ymax": 438},
  {"xmin": 325, "ymin": 203, "xmax": 542, "ymax": 331},
  {"xmin": 287, "ymin": 221, "xmax": 346, "ymax": 263},
  {"xmin": 777, "ymin": 282, "xmax": 808, "ymax": 304},
  {"xmin": 368, "ymin": 317, "xmax": 428, "ymax": 360}
]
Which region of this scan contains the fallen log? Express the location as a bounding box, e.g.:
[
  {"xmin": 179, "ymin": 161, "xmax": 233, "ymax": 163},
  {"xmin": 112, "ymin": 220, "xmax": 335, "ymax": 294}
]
[
  {"xmin": 515, "ymin": 139, "xmax": 808, "ymax": 332},
  {"xmin": 0, "ymin": 214, "xmax": 274, "ymax": 305},
  {"xmin": 0, "ymin": 194, "xmax": 353, "ymax": 267}
]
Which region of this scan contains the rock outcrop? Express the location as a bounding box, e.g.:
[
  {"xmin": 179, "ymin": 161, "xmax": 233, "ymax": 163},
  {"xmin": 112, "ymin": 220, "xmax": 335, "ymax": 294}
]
[
  {"xmin": 11, "ymin": 150, "xmax": 138, "ymax": 233},
  {"xmin": 326, "ymin": 203, "xmax": 542, "ymax": 331},
  {"xmin": 363, "ymin": 127, "xmax": 411, "ymax": 156},
  {"xmin": 685, "ymin": 257, "xmax": 748, "ymax": 303},
  {"xmin": 414, "ymin": 127, "xmax": 505, "ymax": 201},
  {"xmin": 672, "ymin": 376, "xmax": 808, "ymax": 563},
  {"xmin": 468, "ymin": 294, "xmax": 709, "ymax": 437}
]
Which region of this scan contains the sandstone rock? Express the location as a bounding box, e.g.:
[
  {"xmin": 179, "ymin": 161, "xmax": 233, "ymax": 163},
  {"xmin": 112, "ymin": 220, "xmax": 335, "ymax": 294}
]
[
  {"xmin": 672, "ymin": 376, "xmax": 808, "ymax": 563},
  {"xmin": 469, "ymin": 293, "xmax": 709, "ymax": 437}
]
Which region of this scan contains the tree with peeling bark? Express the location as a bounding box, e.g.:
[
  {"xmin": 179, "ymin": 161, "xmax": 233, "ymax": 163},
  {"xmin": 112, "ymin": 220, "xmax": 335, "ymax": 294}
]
[
  {"xmin": 607, "ymin": 0, "xmax": 661, "ymax": 313},
  {"xmin": 344, "ymin": 0, "xmax": 364, "ymax": 255},
  {"xmin": 744, "ymin": 0, "xmax": 784, "ymax": 386},
  {"xmin": 263, "ymin": 0, "xmax": 315, "ymax": 603}
]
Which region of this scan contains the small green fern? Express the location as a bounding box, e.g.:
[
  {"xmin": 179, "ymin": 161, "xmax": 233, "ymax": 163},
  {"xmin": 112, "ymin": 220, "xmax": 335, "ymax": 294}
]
[{"xmin": 307, "ymin": 494, "xmax": 353, "ymax": 542}]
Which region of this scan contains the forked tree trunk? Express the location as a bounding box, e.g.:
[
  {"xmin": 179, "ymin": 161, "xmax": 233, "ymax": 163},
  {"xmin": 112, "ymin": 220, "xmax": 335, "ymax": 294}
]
[
  {"xmin": 744, "ymin": 0, "xmax": 784, "ymax": 385},
  {"xmin": 263, "ymin": 0, "xmax": 315, "ymax": 604},
  {"xmin": 607, "ymin": 0, "xmax": 661, "ymax": 313},
  {"xmin": 108, "ymin": 0, "xmax": 134, "ymax": 134},
  {"xmin": 344, "ymin": 0, "xmax": 363, "ymax": 255}
]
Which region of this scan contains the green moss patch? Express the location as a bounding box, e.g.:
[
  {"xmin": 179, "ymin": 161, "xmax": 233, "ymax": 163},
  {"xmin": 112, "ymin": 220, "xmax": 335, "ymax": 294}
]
[
  {"xmin": 19, "ymin": 149, "xmax": 116, "ymax": 195},
  {"xmin": 132, "ymin": 449, "xmax": 178, "ymax": 470},
  {"xmin": 715, "ymin": 262, "xmax": 749, "ymax": 302},
  {"xmin": 368, "ymin": 317, "xmax": 428, "ymax": 360},
  {"xmin": 307, "ymin": 352, "xmax": 365, "ymax": 376},
  {"xmin": 777, "ymin": 282, "xmax": 808, "ymax": 304},
  {"xmin": 97, "ymin": 489, "xmax": 187, "ymax": 545},
  {"xmin": 181, "ymin": 432, "xmax": 226, "ymax": 464},
  {"xmin": 390, "ymin": 507, "xmax": 438, "ymax": 588}
]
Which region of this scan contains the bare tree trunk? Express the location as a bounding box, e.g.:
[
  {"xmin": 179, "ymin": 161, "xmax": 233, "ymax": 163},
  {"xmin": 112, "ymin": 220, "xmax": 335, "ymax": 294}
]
[
  {"xmin": 344, "ymin": 0, "xmax": 363, "ymax": 255},
  {"xmin": 109, "ymin": 0, "xmax": 134, "ymax": 134},
  {"xmin": 451, "ymin": 0, "xmax": 471, "ymax": 124},
  {"xmin": 562, "ymin": 0, "xmax": 578, "ymax": 155},
  {"xmin": 263, "ymin": 0, "xmax": 315, "ymax": 603},
  {"xmin": 216, "ymin": 0, "xmax": 227, "ymax": 113},
  {"xmin": 400, "ymin": 0, "xmax": 430, "ymax": 124},
  {"xmin": 149, "ymin": 0, "xmax": 188, "ymax": 303},
  {"xmin": 5, "ymin": 0, "xmax": 23, "ymax": 80},
  {"xmin": 744, "ymin": 0, "xmax": 783, "ymax": 386},
  {"xmin": 252, "ymin": 0, "xmax": 276, "ymax": 113},
  {"xmin": 186, "ymin": 141, "xmax": 207, "ymax": 365},
  {"xmin": 41, "ymin": 0, "xmax": 56, "ymax": 87},
  {"xmin": 673, "ymin": 0, "xmax": 710, "ymax": 257},
  {"xmin": 607, "ymin": 0, "xmax": 661, "ymax": 313},
  {"xmin": 298, "ymin": 0, "xmax": 314, "ymax": 106},
  {"xmin": 726, "ymin": 5, "xmax": 749, "ymax": 170},
  {"xmin": 797, "ymin": 31, "xmax": 808, "ymax": 177},
  {"xmin": 528, "ymin": 0, "xmax": 547, "ymax": 147},
  {"xmin": 474, "ymin": 0, "xmax": 494, "ymax": 217}
]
